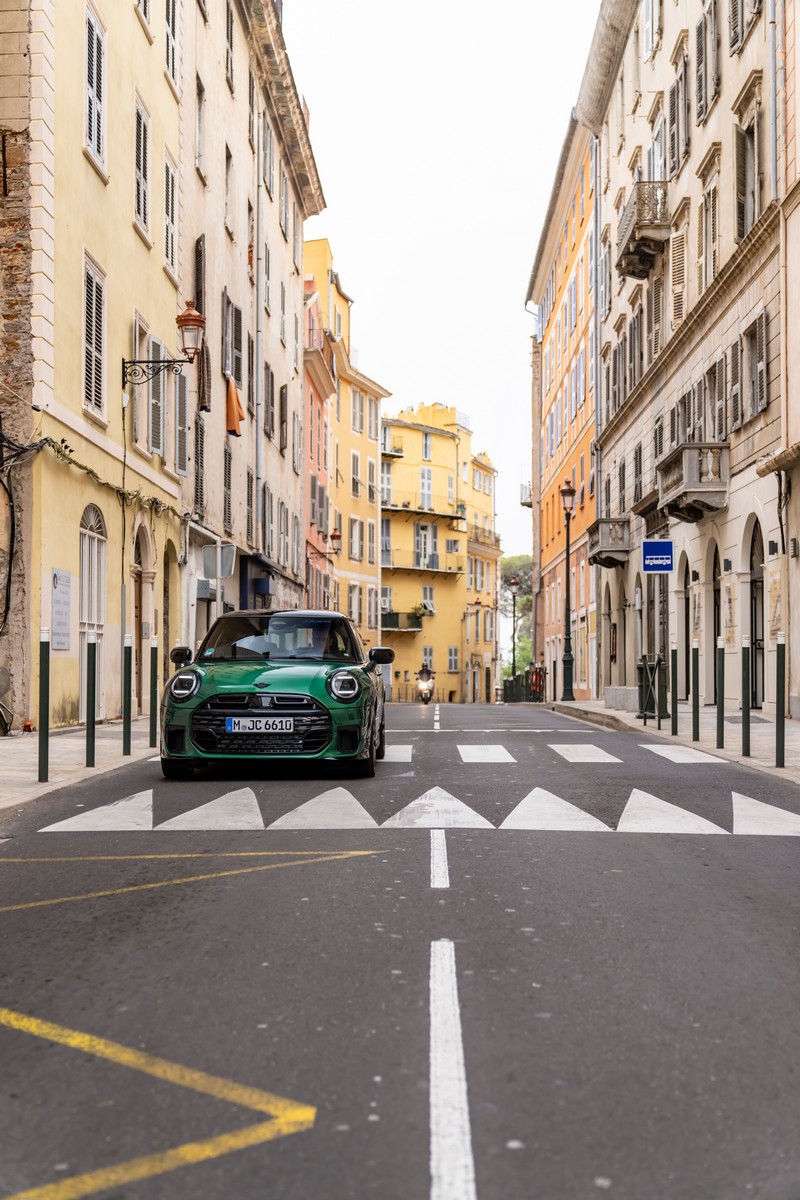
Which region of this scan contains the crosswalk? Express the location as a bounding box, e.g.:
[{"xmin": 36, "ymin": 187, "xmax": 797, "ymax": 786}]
[
  {"xmin": 331, "ymin": 742, "xmax": 730, "ymax": 766},
  {"xmin": 38, "ymin": 787, "xmax": 800, "ymax": 835}
]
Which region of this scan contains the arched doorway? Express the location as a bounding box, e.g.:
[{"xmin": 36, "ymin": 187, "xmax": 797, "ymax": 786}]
[
  {"xmin": 750, "ymin": 522, "xmax": 764, "ymax": 708},
  {"xmin": 712, "ymin": 546, "xmax": 721, "ymax": 702},
  {"xmin": 79, "ymin": 505, "xmax": 106, "ymax": 722}
]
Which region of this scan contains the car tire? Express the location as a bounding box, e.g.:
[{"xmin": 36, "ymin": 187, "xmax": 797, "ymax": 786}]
[
  {"xmin": 376, "ymin": 715, "xmax": 386, "ymax": 760},
  {"xmin": 353, "ymin": 714, "xmax": 377, "ymax": 778},
  {"xmin": 161, "ymin": 758, "xmax": 194, "ymax": 780}
]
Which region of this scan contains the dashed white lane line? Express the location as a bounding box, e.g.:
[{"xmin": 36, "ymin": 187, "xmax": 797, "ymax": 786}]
[
  {"xmin": 457, "ymin": 744, "xmax": 516, "ymax": 763},
  {"xmin": 383, "ymin": 745, "xmax": 414, "ymax": 763},
  {"xmin": 430, "ymin": 830, "xmax": 450, "ymax": 888},
  {"xmin": 430, "ymin": 939, "xmax": 477, "ymax": 1200},
  {"xmin": 433, "ymin": 703, "xmax": 440, "ymax": 731},
  {"xmin": 549, "ymin": 744, "xmax": 621, "ymax": 763},
  {"xmin": 640, "ymin": 743, "xmax": 723, "ymax": 764}
]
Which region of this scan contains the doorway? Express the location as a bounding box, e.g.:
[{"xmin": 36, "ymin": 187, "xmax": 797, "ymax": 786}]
[
  {"xmin": 712, "ymin": 546, "xmax": 721, "ymax": 702},
  {"xmin": 749, "ymin": 522, "xmax": 764, "ymax": 708}
]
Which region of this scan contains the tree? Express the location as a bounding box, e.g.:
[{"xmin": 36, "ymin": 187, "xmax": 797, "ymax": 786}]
[{"xmin": 500, "ymin": 555, "xmax": 533, "ymax": 676}]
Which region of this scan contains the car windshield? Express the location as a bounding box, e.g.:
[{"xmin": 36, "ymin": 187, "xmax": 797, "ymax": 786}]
[{"xmin": 198, "ymin": 614, "xmax": 359, "ymax": 664}]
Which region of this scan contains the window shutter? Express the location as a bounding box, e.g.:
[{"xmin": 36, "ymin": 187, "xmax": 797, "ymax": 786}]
[
  {"xmin": 668, "ymin": 82, "xmax": 679, "ymax": 176},
  {"xmin": 669, "ymin": 404, "xmax": 678, "ymax": 445},
  {"xmin": 279, "ymin": 384, "xmax": 288, "ymax": 451},
  {"xmin": 86, "ymin": 15, "xmax": 103, "ymax": 159},
  {"xmin": 697, "ymin": 197, "xmax": 705, "ymax": 295},
  {"xmin": 696, "ymin": 17, "xmax": 707, "ymax": 121},
  {"xmin": 672, "ymin": 232, "xmax": 685, "ymax": 324},
  {"xmin": 247, "ymin": 333, "xmax": 254, "ymax": 414},
  {"xmin": 730, "ymin": 339, "xmax": 742, "ymax": 429},
  {"xmin": 84, "ymin": 267, "xmax": 102, "ymax": 412},
  {"xmin": 194, "ymin": 235, "xmax": 205, "ymax": 316},
  {"xmin": 646, "ymin": 280, "xmax": 654, "ymax": 364},
  {"xmin": 131, "ymin": 313, "xmax": 140, "ymax": 441},
  {"xmin": 176, "ymin": 372, "xmax": 188, "ymax": 474},
  {"xmin": 734, "ymin": 125, "xmax": 747, "ymax": 241},
  {"xmin": 310, "ymin": 475, "xmax": 317, "ymax": 524},
  {"xmin": 714, "ymin": 356, "xmax": 726, "ymax": 440},
  {"xmin": 730, "ymin": 0, "xmax": 741, "ymax": 50},
  {"xmin": 232, "ymin": 304, "xmax": 243, "ymax": 388},
  {"xmin": 709, "ymin": 0, "xmax": 719, "ymax": 96},
  {"xmin": 653, "ymin": 277, "xmax": 663, "ymax": 355},
  {"xmin": 756, "ymin": 310, "xmax": 767, "ymax": 412},
  {"xmin": 148, "ymin": 337, "xmax": 164, "ymax": 455},
  {"xmin": 611, "ymin": 344, "xmax": 619, "ymax": 412},
  {"xmin": 221, "ymin": 288, "xmax": 230, "ymax": 376},
  {"xmin": 223, "ymin": 442, "xmax": 232, "ymax": 533},
  {"xmin": 692, "ymin": 380, "xmax": 704, "ymax": 441},
  {"xmin": 194, "ymin": 417, "xmax": 205, "ymax": 517}
]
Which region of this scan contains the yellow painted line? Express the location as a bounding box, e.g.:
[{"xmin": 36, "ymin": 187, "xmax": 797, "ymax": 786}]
[
  {"xmin": 0, "ymin": 1006, "xmax": 315, "ymax": 1200},
  {"xmin": 0, "ymin": 850, "xmax": 378, "ymax": 914},
  {"xmin": 3, "ymin": 1118, "xmax": 300, "ymax": 1200},
  {"xmin": 0, "ymin": 851, "xmax": 359, "ymax": 863},
  {"xmin": 0, "ymin": 1007, "xmax": 314, "ymax": 1118}
]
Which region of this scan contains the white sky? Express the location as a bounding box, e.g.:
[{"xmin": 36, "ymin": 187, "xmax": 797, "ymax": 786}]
[{"xmin": 283, "ymin": 0, "xmax": 600, "ymax": 557}]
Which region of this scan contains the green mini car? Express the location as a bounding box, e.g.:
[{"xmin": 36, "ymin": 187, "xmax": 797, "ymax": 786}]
[{"xmin": 160, "ymin": 609, "xmax": 395, "ymax": 780}]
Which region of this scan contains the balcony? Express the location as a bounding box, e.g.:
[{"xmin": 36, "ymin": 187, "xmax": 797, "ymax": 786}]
[
  {"xmin": 381, "ymin": 437, "xmax": 404, "ymax": 457},
  {"xmin": 381, "ymin": 490, "xmax": 455, "ymax": 518},
  {"xmin": 381, "ymin": 611, "xmax": 422, "ymax": 633},
  {"xmin": 381, "ymin": 550, "xmax": 465, "ymax": 574},
  {"xmin": 587, "ymin": 516, "xmax": 631, "ymax": 568},
  {"xmin": 520, "ymin": 482, "xmax": 532, "ymax": 508},
  {"xmin": 616, "ymin": 182, "xmax": 670, "ymax": 279},
  {"xmin": 656, "ymin": 442, "xmax": 730, "ymax": 523},
  {"xmin": 467, "ymin": 528, "xmax": 502, "ymax": 551}
]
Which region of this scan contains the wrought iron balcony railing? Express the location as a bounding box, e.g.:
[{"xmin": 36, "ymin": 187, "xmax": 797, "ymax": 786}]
[
  {"xmin": 520, "ymin": 482, "xmax": 533, "ymax": 508},
  {"xmin": 381, "ymin": 611, "xmax": 423, "ymax": 632},
  {"xmin": 616, "ymin": 181, "xmax": 670, "ymax": 279}
]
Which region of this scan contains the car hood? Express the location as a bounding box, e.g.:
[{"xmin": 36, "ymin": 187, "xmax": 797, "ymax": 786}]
[{"xmin": 190, "ymin": 659, "xmax": 361, "ymax": 694}]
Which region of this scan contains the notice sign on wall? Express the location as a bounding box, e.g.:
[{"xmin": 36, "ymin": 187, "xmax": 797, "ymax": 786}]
[{"xmin": 52, "ymin": 569, "xmax": 71, "ymax": 650}]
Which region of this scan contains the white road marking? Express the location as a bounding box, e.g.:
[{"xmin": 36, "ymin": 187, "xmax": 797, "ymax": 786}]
[
  {"xmin": 41, "ymin": 790, "xmax": 154, "ymax": 832},
  {"xmin": 268, "ymin": 787, "xmax": 378, "ymax": 829},
  {"xmin": 500, "ymin": 788, "xmax": 611, "ymax": 831},
  {"xmin": 616, "ymin": 788, "xmax": 728, "ymax": 834},
  {"xmin": 640, "ymin": 744, "xmax": 723, "ymax": 764},
  {"xmin": 430, "ymin": 830, "xmax": 450, "ymax": 888},
  {"xmin": 156, "ymin": 787, "xmax": 263, "ymax": 830},
  {"xmin": 383, "ymin": 745, "xmax": 414, "ymax": 763},
  {"xmin": 731, "ymin": 792, "xmax": 800, "ymax": 836},
  {"xmin": 148, "ymin": 756, "xmax": 161, "ymax": 762},
  {"xmin": 457, "ymin": 744, "xmax": 516, "ymax": 763},
  {"xmin": 549, "ymin": 744, "xmax": 621, "ymax": 763},
  {"xmin": 430, "ymin": 939, "xmax": 477, "ymax": 1200},
  {"xmin": 383, "ymin": 787, "xmax": 494, "ymax": 829}
]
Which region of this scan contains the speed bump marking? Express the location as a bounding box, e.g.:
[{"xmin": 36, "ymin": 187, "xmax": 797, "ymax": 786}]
[{"xmin": 0, "ymin": 1005, "xmax": 316, "ymax": 1200}]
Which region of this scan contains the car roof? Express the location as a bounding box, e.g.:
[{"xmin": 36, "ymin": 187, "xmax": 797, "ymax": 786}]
[{"xmin": 220, "ymin": 609, "xmax": 348, "ymax": 620}]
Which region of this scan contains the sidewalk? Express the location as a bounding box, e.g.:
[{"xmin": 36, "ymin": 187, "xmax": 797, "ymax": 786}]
[
  {"xmin": 538, "ymin": 698, "xmax": 800, "ymax": 779},
  {"xmin": 0, "ymin": 718, "xmax": 156, "ymax": 811}
]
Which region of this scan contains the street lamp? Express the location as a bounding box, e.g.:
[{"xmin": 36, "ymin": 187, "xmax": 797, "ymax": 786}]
[
  {"xmin": 508, "ymin": 577, "xmax": 520, "ymax": 679},
  {"xmin": 122, "ymin": 300, "xmax": 206, "ymax": 387},
  {"xmin": 559, "ymin": 477, "xmax": 576, "ymax": 701}
]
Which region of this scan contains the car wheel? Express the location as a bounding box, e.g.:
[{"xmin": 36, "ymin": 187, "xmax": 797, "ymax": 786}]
[
  {"xmin": 353, "ymin": 714, "xmax": 377, "ymax": 778},
  {"xmin": 161, "ymin": 758, "xmax": 194, "ymax": 780},
  {"xmin": 376, "ymin": 715, "xmax": 386, "ymax": 760}
]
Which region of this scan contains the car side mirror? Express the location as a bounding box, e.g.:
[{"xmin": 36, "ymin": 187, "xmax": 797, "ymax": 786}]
[
  {"xmin": 170, "ymin": 646, "xmax": 193, "ymax": 667},
  {"xmin": 369, "ymin": 647, "xmax": 395, "ymax": 665}
]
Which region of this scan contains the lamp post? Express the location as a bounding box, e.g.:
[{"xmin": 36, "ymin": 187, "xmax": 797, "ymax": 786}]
[
  {"xmin": 122, "ymin": 300, "xmax": 206, "ymax": 387},
  {"xmin": 509, "ymin": 577, "xmax": 520, "ymax": 679},
  {"xmin": 560, "ymin": 478, "xmax": 576, "ymax": 701}
]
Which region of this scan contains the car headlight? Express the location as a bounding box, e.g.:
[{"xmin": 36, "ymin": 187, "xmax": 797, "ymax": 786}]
[
  {"xmin": 168, "ymin": 670, "xmax": 201, "ymax": 703},
  {"xmin": 327, "ymin": 671, "xmax": 361, "ymax": 702}
]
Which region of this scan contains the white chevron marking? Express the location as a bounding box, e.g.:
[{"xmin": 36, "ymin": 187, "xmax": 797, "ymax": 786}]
[
  {"xmin": 500, "ymin": 788, "xmax": 611, "ymax": 831},
  {"xmin": 41, "ymin": 791, "xmax": 154, "ymax": 832},
  {"xmin": 155, "ymin": 788, "xmax": 263, "ymax": 830},
  {"xmin": 731, "ymin": 792, "xmax": 800, "ymax": 836},
  {"xmin": 382, "ymin": 787, "xmax": 494, "ymax": 829},
  {"xmin": 268, "ymin": 788, "xmax": 378, "ymax": 829},
  {"xmin": 617, "ymin": 789, "xmax": 727, "ymax": 834}
]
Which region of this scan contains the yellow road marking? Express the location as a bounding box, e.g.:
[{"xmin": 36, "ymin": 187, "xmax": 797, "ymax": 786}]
[
  {"xmin": 0, "ymin": 1006, "xmax": 315, "ymax": 1200},
  {"xmin": 0, "ymin": 850, "xmax": 377, "ymax": 914}
]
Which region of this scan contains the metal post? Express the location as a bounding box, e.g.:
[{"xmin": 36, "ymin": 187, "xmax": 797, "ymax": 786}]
[
  {"xmin": 123, "ymin": 633, "xmax": 132, "ymax": 756},
  {"xmin": 656, "ymin": 657, "xmax": 662, "ymax": 731},
  {"xmin": 716, "ymin": 636, "xmax": 725, "ymax": 750},
  {"xmin": 692, "ymin": 639, "xmax": 699, "ymax": 742},
  {"xmin": 776, "ymin": 631, "xmax": 785, "ymax": 769},
  {"xmin": 149, "ymin": 636, "xmax": 158, "ymax": 748},
  {"xmin": 511, "ymin": 593, "xmax": 517, "ymax": 681},
  {"xmin": 562, "ymin": 510, "xmax": 574, "ymax": 701},
  {"xmin": 671, "ymin": 646, "xmax": 678, "ymax": 736},
  {"xmin": 741, "ymin": 636, "xmax": 750, "ymax": 758},
  {"xmin": 86, "ymin": 633, "xmax": 96, "ymax": 768},
  {"xmin": 38, "ymin": 627, "xmax": 50, "ymax": 783}
]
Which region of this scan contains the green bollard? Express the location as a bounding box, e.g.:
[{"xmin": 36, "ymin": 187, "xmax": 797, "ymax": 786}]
[
  {"xmin": 776, "ymin": 632, "xmax": 785, "ymax": 769},
  {"xmin": 38, "ymin": 627, "xmax": 50, "ymax": 783},
  {"xmin": 671, "ymin": 647, "xmax": 678, "ymax": 736},
  {"xmin": 716, "ymin": 636, "xmax": 725, "ymax": 750},
  {"xmin": 123, "ymin": 633, "xmax": 132, "ymax": 756},
  {"xmin": 692, "ymin": 640, "xmax": 700, "ymax": 742},
  {"xmin": 741, "ymin": 637, "xmax": 750, "ymax": 758},
  {"xmin": 149, "ymin": 636, "xmax": 158, "ymax": 749},
  {"xmin": 86, "ymin": 634, "xmax": 96, "ymax": 768}
]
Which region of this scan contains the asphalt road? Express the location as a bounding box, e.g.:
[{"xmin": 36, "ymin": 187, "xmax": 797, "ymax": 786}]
[{"xmin": 1, "ymin": 703, "xmax": 799, "ymax": 1200}]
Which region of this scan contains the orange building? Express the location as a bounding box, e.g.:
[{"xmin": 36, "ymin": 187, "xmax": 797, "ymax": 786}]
[{"xmin": 526, "ymin": 115, "xmax": 597, "ymax": 701}]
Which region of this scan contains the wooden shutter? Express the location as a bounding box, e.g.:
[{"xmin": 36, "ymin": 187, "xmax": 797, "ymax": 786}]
[
  {"xmin": 310, "ymin": 476, "xmax": 317, "ymax": 524},
  {"xmin": 221, "ymin": 288, "xmax": 230, "ymax": 376},
  {"xmin": 714, "ymin": 356, "xmax": 726, "ymax": 440},
  {"xmin": 223, "ymin": 442, "xmax": 232, "ymax": 533},
  {"xmin": 672, "ymin": 232, "xmax": 685, "ymax": 324},
  {"xmin": 194, "ymin": 235, "xmax": 205, "ymax": 315},
  {"xmin": 279, "ymin": 384, "xmax": 288, "ymax": 451},
  {"xmin": 653, "ymin": 277, "xmax": 663, "ymax": 355},
  {"xmin": 697, "ymin": 198, "xmax": 705, "ymax": 294},
  {"xmin": 247, "ymin": 333, "xmax": 254, "ymax": 414},
  {"xmin": 696, "ymin": 17, "xmax": 707, "ymax": 121},
  {"xmin": 734, "ymin": 125, "xmax": 747, "ymax": 241},
  {"xmin": 84, "ymin": 266, "xmax": 103, "ymax": 412},
  {"xmin": 232, "ymin": 304, "xmax": 243, "ymax": 388},
  {"xmin": 611, "ymin": 345, "xmax": 619, "ymax": 412},
  {"xmin": 756, "ymin": 310, "xmax": 767, "ymax": 412},
  {"xmin": 176, "ymin": 372, "xmax": 188, "ymax": 475},
  {"xmin": 646, "ymin": 283, "xmax": 654, "ymax": 364},
  {"xmin": 198, "ymin": 343, "xmax": 211, "ymax": 412},
  {"xmin": 709, "ymin": 0, "xmax": 719, "ymax": 97},
  {"xmin": 709, "ymin": 185, "xmax": 718, "ymax": 279},
  {"xmin": 669, "ymin": 404, "xmax": 678, "ymax": 445},
  {"xmin": 148, "ymin": 337, "xmax": 164, "ymax": 455},
  {"xmin": 730, "ymin": 0, "xmax": 741, "ymax": 50},
  {"xmin": 691, "ymin": 380, "xmax": 704, "ymax": 441},
  {"xmin": 668, "ymin": 82, "xmax": 678, "ymax": 176},
  {"xmin": 131, "ymin": 313, "xmax": 140, "ymax": 440},
  {"xmin": 135, "ymin": 107, "xmax": 148, "ymax": 229},
  {"xmin": 730, "ymin": 339, "xmax": 742, "ymax": 429},
  {"xmin": 194, "ymin": 417, "xmax": 205, "ymax": 517},
  {"xmin": 86, "ymin": 15, "xmax": 103, "ymax": 159}
]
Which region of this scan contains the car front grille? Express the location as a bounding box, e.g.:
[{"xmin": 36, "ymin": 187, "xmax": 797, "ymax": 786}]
[{"xmin": 190, "ymin": 693, "xmax": 332, "ymax": 756}]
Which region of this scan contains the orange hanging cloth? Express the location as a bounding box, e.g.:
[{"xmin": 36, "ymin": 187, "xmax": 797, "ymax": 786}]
[{"xmin": 226, "ymin": 373, "xmax": 245, "ymax": 437}]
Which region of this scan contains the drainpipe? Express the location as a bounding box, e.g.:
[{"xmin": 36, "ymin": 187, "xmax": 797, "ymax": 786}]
[
  {"xmin": 255, "ymin": 108, "xmax": 264, "ymax": 548},
  {"xmin": 769, "ymin": 0, "xmax": 778, "ymax": 204},
  {"xmin": 593, "ymin": 133, "xmax": 603, "ymax": 698}
]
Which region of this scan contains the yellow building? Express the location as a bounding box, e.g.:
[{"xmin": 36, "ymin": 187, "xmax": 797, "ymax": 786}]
[
  {"xmin": 380, "ymin": 404, "xmax": 501, "ymax": 703},
  {"xmin": 303, "ymin": 240, "xmax": 389, "ymax": 646}
]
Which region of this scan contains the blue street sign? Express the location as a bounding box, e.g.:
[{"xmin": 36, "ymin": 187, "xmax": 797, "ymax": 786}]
[{"xmin": 642, "ymin": 540, "xmax": 674, "ymax": 573}]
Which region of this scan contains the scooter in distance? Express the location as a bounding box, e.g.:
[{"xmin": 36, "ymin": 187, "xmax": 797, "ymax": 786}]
[{"xmin": 416, "ymin": 676, "xmax": 434, "ymax": 704}]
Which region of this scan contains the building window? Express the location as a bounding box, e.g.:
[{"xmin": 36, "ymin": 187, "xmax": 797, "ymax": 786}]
[
  {"xmin": 79, "ymin": 505, "xmax": 107, "ymax": 722},
  {"xmin": 367, "ymin": 519, "xmax": 376, "ymax": 565},
  {"xmin": 279, "ymin": 165, "xmax": 289, "ymax": 236},
  {"xmin": 85, "ymin": 8, "xmax": 105, "ymax": 166},
  {"xmin": 348, "ymin": 584, "xmax": 362, "ymax": 625},
  {"xmin": 420, "ymin": 466, "xmax": 432, "ymax": 509},
  {"xmin": 194, "ymin": 418, "xmax": 205, "ymax": 518},
  {"xmin": 195, "ymin": 77, "xmax": 205, "ymax": 175},
  {"xmin": 164, "ymin": 155, "xmax": 177, "ymax": 273},
  {"xmin": 618, "ymin": 460, "xmax": 626, "ymax": 514},
  {"xmin": 381, "ymin": 460, "xmax": 392, "ymax": 506},
  {"xmin": 280, "ymin": 281, "xmax": 286, "ymax": 343},
  {"xmin": 368, "ymin": 397, "xmax": 379, "ymax": 440},
  {"xmin": 422, "ymin": 432, "xmax": 432, "ymax": 460},
  {"xmin": 351, "ymin": 389, "xmax": 364, "ymax": 433},
  {"xmin": 225, "ymin": 0, "xmax": 234, "ymax": 89},
  {"xmin": 447, "ymin": 647, "xmax": 459, "ymax": 672},
  {"xmin": 246, "ymin": 468, "xmax": 254, "ymax": 544},
  {"xmin": 83, "ymin": 256, "xmax": 105, "ymax": 414},
  {"xmin": 224, "ymin": 145, "xmax": 233, "ymax": 233},
  {"xmin": 165, "ymin": 0, "xmax": 178, "ymax": 84},
  {"xmin": 223, "ymin": 442, "xmax": 232, "ymax": 533},
  {"xmin": 248, "ymin": 69, "xmax": 255, "ymax": 147},
  {"xmin": 696, "ymin": 0, "xmax": 719, "ymax": 121},
  {"xmin": 351, "ymin": 451, "xmax": 360, "ymax": 498},
  {"xmin": 422, "ymin": 586, "xmax": 435, "ymax": 613},
  {"xmin": 734, "ymin": 119, "xmax": 758, "ymax": 241},
  {"xmin": 381, "ymin": 586, "xmax": 392, "ymax": 612},
  {"xmin": 381, "ymin": 518, "xmax": 391, "ymax": 566},
  {"xmin": 134, "ymin": 101, "xmax": 150, "ymax": 233},
  {"xmin": 367, "ymin": 458, "xmax": 376, "ymax": 503},
  {"xmin": 146, "ymin": 335, "xmax": 165, "ymax": 455},
  {"xmin": 668, "ymin": 44, "xmax": 690, "ymax": 177}
]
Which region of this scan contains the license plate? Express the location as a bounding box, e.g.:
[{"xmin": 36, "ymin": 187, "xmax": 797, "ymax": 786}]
[{"xmin": 225, "ymin": 717, "xmax": 294, "ymax": 734}]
